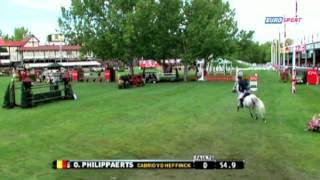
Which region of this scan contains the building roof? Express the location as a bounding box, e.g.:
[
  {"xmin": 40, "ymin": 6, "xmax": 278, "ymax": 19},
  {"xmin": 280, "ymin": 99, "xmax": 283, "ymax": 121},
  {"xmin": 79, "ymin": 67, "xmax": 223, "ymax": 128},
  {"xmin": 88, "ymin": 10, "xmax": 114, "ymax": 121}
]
[
  {"xmin": 0, "ymin": 35, "xmax": 81, "ymax": 51},
  {"xmin": 0, "ymin": 36, "xmax": 36, "ymax": 47},
  {"xmin": 20, "ymin": 45, "xmax": 81, "ymax": 51}
]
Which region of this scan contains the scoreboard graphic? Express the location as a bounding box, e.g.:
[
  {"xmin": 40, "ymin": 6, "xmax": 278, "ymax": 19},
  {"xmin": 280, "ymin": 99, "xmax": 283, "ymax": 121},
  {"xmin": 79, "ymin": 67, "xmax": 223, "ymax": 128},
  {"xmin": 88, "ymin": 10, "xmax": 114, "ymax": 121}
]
[{"xmin": 53, "ymin": 155, "xmax": 245, "ymax": 170}]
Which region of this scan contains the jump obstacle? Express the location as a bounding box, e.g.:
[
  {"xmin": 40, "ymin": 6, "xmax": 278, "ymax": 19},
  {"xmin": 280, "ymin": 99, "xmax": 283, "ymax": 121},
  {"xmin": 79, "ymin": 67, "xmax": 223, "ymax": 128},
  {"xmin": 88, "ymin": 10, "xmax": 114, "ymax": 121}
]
[
  {"xmin": 71, "ymin": 69, "xmax": 116, "ymax": 83},
  {"xmin": 3, "ymin": 76, "xmax": 74, "ymax": 109}
]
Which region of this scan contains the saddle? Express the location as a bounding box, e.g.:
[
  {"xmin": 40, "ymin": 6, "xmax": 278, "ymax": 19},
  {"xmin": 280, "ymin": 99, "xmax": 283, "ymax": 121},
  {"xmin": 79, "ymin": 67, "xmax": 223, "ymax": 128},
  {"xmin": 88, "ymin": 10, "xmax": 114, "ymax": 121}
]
[
  {"xmin": 242, "ymin": 92, "xmax": 251, "ymax": 99},
  {"xmin": 239, "ymin": 92, "xmax": 251, "ymax": 108}
]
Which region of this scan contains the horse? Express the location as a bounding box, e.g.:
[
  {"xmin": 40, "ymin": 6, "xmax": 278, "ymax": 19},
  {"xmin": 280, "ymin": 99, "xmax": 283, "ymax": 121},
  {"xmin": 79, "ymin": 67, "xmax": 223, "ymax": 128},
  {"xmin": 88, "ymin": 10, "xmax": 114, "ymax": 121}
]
[{"xmin": 233, "ymin": 83, "xmax": 266, "ymax": 123}]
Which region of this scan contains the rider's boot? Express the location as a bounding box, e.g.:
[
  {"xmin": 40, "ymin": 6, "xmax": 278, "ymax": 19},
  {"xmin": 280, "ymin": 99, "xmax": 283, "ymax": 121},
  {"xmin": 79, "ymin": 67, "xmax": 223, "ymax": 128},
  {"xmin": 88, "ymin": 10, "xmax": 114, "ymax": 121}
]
[{"xmin": 240, "ymin": 98, "xmax": 244, "ymax": 108}]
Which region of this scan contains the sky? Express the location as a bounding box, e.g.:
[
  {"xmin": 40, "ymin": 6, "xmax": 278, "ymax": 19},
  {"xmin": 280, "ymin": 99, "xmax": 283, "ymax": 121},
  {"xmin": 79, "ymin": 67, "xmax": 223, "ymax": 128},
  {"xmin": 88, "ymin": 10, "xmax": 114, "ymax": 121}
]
[
  {"xmin": 0, "ymin": 0, "xmax": 70, "ymax": 43},
  {"xmin": 0, "ymin": 0, "xmax": 319, "ymax": 44},
  {"xmin": 227, "ymin": 0, "xmax": 320, "ymax": 43}
]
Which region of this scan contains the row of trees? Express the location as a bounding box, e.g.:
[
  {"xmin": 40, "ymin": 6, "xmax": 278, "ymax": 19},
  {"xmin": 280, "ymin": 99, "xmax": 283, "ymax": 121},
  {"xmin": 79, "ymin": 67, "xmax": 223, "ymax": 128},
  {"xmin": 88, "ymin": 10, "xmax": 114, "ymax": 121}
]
[
  {"xmin": 0, "ymin": 27, "xmax": 31, "ymax": 41},
  {"xmin": 59, "ymin": 0, "xmax": 238, "ymax": 80},
  {"xmin": 58, "ymin": 0, "xmax": 270, "ymax": 79},
  {"xmin": 232, "ymin": 30, "xmax": 271, "ymax": 63}
]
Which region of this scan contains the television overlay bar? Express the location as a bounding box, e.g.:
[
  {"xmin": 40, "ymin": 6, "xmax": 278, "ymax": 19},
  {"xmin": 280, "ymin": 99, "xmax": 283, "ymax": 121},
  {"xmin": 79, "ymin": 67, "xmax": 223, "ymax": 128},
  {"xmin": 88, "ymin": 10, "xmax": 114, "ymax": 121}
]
[{"xmin": 53, "ymin": 155, "xmax": 245, "ymax": 170}]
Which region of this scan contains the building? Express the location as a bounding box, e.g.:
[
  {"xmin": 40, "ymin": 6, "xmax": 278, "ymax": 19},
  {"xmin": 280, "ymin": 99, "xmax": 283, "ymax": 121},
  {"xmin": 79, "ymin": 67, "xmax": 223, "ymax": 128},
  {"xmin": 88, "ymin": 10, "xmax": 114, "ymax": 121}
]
[
  {"xmin": 0, "ymin": 36, "xmax": 33, "ymax": 65},
  {"xmin": 0, "ymin": 35, "xmax": 99, "ymax": 68},
  {"xmin": 304, "ymin": 42, "xmax": 320, "ymax": 67},
  {"xmin": 272, "ymin": 40, "xmax": 320, "ymax": 68},
  {"xmin": 20, "ymin": 44, "xmax": 81, "ymax": 63}
]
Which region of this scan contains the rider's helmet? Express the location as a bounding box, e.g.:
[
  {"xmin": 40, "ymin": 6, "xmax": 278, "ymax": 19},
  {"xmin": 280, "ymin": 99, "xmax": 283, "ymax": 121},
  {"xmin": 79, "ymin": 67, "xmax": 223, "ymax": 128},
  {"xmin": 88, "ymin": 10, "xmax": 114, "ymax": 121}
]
[{"xmin": 237, "ymin": 71, "xmax": 243, "ymax": 79}]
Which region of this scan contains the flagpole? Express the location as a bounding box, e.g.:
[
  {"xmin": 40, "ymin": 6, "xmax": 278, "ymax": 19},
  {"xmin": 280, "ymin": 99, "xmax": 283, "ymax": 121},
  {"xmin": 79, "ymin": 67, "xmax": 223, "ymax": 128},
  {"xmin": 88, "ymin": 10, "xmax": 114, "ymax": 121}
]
[
  {"xmin": 278, "ymin": 29, "xmax": 281, "ymax": 69},
  {"xmin": 292, "ymin": 46, "xmax": 296, "ymax": 93},
  {"xmin": 292, "ymin": 0, "xmax": 298, "ymax": 93},
  {"xmin": 295, "ymin": 0, "xmax": 298, "ymax": 18},
  {"xmin": 271, "ymin": 41, "xmax": 273, "ymax": 65},
  {"xmin": 283, "ymin": 18, "xmax": 286, "ymax": 69}
]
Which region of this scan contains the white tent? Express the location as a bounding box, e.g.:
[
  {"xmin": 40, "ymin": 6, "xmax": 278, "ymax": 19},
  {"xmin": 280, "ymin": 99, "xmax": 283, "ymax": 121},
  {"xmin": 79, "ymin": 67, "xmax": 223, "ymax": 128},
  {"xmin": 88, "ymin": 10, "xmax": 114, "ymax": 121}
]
[{"xmin": 207, "ymin": 58, "xmax": 233, "ymax": 75}]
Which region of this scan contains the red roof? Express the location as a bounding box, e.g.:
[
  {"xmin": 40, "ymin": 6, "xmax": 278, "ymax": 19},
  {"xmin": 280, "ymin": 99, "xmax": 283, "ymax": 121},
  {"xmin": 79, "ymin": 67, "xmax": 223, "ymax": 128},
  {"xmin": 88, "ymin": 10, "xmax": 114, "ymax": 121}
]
[
  {"xmin": 0, "ymin": 35, "xmax": 81, "ymax": 51},
  {"xmin": 20, "ymin": 45, "xmax": 81, "ymax": 51},
  {"xmin": 0, "ymin": 36, "xmax": 34, "ymax": 47}
]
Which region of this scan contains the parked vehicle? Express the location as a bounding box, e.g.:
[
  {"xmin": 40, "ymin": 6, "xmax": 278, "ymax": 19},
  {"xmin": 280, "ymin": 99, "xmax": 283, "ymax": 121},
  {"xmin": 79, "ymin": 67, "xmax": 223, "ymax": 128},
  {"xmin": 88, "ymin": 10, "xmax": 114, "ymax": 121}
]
[{"xmin": 118, "ymin": 74, "xmax": 145, "ymax": 89}]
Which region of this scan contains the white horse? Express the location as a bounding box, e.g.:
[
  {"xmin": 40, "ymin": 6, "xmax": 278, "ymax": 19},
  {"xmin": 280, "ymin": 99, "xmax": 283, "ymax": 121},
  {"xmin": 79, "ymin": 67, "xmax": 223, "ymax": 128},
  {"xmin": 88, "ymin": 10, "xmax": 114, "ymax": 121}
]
[{"xmin": 233, "ymin": 83, "xmax": 266, "ymax": 123}]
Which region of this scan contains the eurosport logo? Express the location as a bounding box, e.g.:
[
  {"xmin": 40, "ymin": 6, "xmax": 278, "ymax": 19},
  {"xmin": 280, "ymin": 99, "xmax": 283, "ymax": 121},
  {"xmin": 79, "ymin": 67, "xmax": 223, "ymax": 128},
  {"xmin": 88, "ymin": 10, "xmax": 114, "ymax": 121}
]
[
  {"xmin": 265, "ymin": 17, "xmax": 283, "ymax": 24},
  {"xmin": 265, "ymin": 17, "xmax": 302, "ymax": 24}
]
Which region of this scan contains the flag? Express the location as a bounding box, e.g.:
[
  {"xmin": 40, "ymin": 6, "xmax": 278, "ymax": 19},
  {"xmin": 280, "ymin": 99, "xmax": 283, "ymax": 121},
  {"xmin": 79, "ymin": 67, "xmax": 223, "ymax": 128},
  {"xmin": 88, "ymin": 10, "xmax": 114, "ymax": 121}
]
[{"xmin": 56, "ymin": 160, "xmax": 68, "ymax": 169}]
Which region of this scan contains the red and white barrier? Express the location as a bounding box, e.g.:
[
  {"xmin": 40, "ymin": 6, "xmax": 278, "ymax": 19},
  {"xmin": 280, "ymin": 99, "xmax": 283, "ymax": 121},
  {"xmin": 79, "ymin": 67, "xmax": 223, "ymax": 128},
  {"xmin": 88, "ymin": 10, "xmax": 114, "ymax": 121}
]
[{"xmin": 249, "ymin": 74, "xmax": 258, "ymax": 92}]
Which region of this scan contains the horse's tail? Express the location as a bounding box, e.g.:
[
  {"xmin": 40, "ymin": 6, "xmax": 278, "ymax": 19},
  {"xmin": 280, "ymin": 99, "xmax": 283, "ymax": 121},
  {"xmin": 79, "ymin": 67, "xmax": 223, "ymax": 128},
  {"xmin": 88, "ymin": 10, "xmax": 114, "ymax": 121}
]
[{"xmin": 252, "ymin": 96, "xmax": 265, "ymax": 117}]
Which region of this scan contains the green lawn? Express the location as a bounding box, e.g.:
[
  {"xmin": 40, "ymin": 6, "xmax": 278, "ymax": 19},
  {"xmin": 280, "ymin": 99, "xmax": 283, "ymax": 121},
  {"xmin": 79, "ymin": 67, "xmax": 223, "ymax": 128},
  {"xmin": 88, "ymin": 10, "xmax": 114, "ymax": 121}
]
[{"xmin": 0, "ymin": 71, "xmax": 320, "ymax": 180}]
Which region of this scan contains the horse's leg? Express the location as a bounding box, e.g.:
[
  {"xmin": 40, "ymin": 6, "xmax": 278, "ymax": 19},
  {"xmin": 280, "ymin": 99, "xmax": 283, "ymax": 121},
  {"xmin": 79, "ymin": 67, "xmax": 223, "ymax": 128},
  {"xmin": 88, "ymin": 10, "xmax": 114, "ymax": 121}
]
[
  {"xmin": 263, "ymin": 116, "xmax": 267, "ymax": 123},
  {"xmin": 251, "ymin": 99, "xmax": 258, "ymax": 120},
  {"xmin": 248, "ymin": 107, "xmax": 254, "ymax": 120},
  {"xmin": 254, "ymin": 108, "xmax": 259, "ymax": 120},
  {"xmin": 237, "ymin": 92, "xmax": 243, "ymax": 112}
]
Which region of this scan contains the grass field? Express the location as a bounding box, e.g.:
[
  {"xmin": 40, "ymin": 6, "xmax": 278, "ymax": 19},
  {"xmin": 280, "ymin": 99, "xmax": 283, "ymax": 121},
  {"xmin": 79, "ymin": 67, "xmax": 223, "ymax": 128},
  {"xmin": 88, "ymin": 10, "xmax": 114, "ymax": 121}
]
[{"xmin": 0, "ymin": 71, "xmax": 320, "ymax": 180}]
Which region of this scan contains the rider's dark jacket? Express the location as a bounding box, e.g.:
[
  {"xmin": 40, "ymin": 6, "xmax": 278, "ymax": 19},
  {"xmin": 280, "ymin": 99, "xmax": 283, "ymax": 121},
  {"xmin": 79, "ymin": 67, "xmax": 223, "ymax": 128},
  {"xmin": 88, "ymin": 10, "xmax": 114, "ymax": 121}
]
[{"xmin": 238, "ymin": 78, "xmax": 249, "ymax": 93}]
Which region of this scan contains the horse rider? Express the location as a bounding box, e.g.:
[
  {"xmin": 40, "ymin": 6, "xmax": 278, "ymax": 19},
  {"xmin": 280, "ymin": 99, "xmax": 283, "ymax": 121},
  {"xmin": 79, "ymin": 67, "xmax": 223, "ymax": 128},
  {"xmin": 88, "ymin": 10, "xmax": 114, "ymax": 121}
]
[{"xmin": 237, "ymin": 73, "xmax": 250, "ymax": 111}]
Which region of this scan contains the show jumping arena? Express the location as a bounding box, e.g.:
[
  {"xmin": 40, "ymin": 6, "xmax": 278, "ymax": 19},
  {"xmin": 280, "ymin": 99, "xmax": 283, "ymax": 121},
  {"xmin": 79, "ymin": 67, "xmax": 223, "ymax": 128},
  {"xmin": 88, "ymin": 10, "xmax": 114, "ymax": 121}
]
[{"xmin": 1, "ymin": 70, "xmax": 320, "ymax": 179}]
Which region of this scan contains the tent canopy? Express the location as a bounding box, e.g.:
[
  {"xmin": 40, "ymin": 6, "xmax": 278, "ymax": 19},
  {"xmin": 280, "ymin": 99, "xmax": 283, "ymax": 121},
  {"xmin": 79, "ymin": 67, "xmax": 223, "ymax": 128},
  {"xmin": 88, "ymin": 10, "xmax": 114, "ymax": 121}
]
[
  {"xmin": 24, "ymin": 61, "xmax": 101, "ymax": 69},
  {"xmin": 48, "ymin": 63, "xmax": 63, "ymax": 69},
  {"xmin": 211, "ymin": 58, "xmax": 232, "ymax": 65}
]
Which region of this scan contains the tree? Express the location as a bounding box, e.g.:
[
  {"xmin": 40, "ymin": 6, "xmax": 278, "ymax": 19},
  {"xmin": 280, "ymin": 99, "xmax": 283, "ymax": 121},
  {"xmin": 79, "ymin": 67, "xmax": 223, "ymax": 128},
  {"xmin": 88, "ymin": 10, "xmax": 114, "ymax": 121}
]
[
  {"xmin": 59, "ymin": 0, "xmax": 141, "ymax": 74},
  {"xmin": 132, "ymin": 0, "xmax": 157, "ymax": 59},
  {"xmin": 2, "ymin": 34, "xmax": 11, "ymax": 41},
  {"xmin": 232, "ymin": 30, "xmax": 272, "ymax": 63},
  {"xmin": 0, "ymin": 27, "xmax": 31, "ymax": 41},
  {"xmin": 12, "ymin": 27, "xmax": 31, "ymax": 41},
  {"xmin": 181, "ymin": 0, "xmax": 238, "ymax": 80},
  {"xmin": 153, "ymin": 0, "xmax": 182, "ymax": 60},
  {"xmin": 234, "ymin": 30, "xmax": 254, "ymax": 62},
  {"xmin": 260, "ymin": 42, "xmax": 272, "ymax": 63},
  {"xmin": 58, "ymin": 0, "xmax": 238, "ymax": 78}
]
